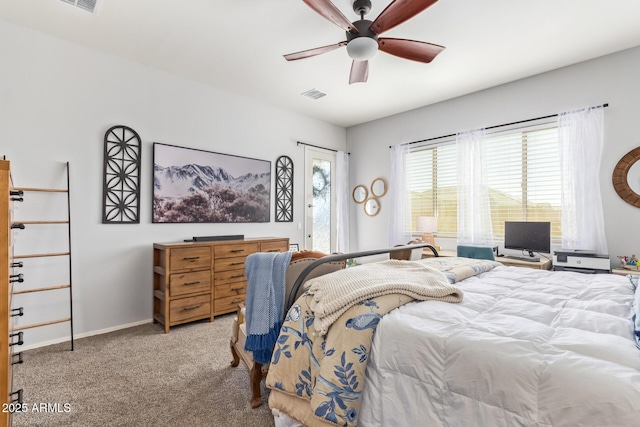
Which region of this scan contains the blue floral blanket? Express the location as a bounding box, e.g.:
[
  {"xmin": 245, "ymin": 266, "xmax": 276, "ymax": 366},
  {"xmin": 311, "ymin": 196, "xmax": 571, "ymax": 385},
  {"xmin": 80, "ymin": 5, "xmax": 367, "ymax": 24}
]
[{"xmin": 266, "ymin": 258, "xmax": 499, "ymax": 427}]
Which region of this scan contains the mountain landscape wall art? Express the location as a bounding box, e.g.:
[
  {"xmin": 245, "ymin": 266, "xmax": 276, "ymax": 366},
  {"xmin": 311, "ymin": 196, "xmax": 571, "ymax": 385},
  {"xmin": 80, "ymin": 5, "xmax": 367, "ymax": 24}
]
[{"xmin": 152, "ymin": 143, "xmax": 271, "ymax": 223}]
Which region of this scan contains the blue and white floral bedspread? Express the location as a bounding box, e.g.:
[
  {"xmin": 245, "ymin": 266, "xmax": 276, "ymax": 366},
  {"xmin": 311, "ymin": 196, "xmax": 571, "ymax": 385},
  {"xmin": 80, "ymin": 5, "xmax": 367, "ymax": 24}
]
[
  {"xmin": 266, "ymin": 257, "xmax": 499, "ymax": 427},
  {"xmin": 267, "ymin": 291, "xmax": 414, "ymax": 427}
]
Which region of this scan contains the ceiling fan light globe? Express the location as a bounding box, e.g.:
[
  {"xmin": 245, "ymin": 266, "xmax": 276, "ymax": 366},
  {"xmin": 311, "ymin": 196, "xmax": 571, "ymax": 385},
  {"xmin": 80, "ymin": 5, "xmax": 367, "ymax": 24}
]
[{"xmin": 347, "ymin": 37, "xmax": 378, "ymax": 61}]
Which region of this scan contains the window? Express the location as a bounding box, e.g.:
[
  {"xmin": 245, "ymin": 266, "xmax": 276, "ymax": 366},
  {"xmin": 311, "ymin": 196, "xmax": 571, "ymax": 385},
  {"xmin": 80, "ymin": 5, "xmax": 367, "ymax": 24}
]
[{"xmin": 406, "ymin": 123, "xmax": 562, "ymax": 241}]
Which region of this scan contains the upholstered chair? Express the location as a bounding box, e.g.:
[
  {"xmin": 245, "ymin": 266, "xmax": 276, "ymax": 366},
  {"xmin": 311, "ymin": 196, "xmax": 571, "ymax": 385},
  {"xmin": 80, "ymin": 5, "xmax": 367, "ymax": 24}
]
[
  {"xmin": 389, "ymin": 239, "xmax": 427, "ymax": 261},
  {"xmin": 230, "ymin": 252, "xmax": 346, "ymax": 408}
]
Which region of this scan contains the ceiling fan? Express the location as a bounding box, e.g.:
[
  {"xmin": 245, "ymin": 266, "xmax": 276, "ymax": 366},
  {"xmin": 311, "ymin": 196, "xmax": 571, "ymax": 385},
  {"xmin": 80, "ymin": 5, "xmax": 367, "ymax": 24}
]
[{"xmin": 284, "ymin": 0, "xmax": 445, "ymax": 84}]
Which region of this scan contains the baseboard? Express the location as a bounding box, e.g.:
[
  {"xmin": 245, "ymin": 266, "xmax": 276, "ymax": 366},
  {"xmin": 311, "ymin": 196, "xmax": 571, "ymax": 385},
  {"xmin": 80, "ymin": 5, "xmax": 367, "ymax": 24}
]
[{"xmin": 18, "ymin": 318, "xmax": 153, "ymax": 351}]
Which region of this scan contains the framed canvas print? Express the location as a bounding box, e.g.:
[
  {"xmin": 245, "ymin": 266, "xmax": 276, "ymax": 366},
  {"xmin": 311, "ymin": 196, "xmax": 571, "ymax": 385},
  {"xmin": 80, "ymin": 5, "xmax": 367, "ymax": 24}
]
[{"xmin": 153, "ymin": 143, "xmax": 271, "ymax": 223}]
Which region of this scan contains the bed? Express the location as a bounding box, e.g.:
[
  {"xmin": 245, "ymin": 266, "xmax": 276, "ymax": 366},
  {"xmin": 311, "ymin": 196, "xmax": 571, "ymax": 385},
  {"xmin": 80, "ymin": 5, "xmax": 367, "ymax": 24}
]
[{"xmin": 265, "ymin": 250, "xmax": 640, "ymax": 427}]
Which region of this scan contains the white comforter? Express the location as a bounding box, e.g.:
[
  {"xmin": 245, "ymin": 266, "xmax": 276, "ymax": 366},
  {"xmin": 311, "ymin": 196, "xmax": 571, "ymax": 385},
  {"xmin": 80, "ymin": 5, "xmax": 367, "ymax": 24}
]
[{"xmin": 358, "ymin": 266, "xmax": 640, "ymax": 427}]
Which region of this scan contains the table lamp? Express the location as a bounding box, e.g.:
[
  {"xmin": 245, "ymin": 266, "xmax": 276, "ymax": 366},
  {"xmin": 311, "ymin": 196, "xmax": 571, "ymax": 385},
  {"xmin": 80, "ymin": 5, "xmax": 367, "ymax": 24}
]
[{"xmin": 416, "ymin": 216, "xmax": 437, "ymax": 247}]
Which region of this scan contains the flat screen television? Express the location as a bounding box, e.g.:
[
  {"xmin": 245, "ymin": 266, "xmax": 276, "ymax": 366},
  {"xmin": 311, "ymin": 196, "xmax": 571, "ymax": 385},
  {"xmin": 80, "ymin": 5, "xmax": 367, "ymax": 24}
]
[{"xmin": 504, "ymin": 221, "xmax": 551, "ymax": 257}]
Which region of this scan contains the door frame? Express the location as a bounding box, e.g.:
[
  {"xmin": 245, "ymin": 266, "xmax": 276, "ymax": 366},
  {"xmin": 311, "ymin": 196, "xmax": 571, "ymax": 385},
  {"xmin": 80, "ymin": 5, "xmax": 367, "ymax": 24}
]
[{"xmin": 304, "ymin": 147, "xmax": 337, "ymax": 253}]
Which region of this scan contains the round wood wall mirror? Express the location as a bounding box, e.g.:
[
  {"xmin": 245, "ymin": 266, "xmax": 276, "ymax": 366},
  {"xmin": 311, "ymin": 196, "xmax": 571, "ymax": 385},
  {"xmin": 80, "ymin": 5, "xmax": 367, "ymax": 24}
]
[
  {"xmin": 370, "ymin": 178, "xmax": 387, "ymax": 198},
  {"xmin": 352, "ymin": 185, "xmax": 368, "ymax": 204},
  {"xmin": 612, "ymin": 146, "xmax": 640, "ymax": 208},
  {"xmin": 364, "ymin": 197, "xmax": 381, "ymax": 216}
]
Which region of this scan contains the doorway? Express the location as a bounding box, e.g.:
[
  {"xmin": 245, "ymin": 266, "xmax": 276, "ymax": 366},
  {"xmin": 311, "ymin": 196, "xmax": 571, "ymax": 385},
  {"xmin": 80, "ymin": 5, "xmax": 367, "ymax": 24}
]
[{"xmin": 304, "ymin": 147, "xmax": 336, "ymax": 253}]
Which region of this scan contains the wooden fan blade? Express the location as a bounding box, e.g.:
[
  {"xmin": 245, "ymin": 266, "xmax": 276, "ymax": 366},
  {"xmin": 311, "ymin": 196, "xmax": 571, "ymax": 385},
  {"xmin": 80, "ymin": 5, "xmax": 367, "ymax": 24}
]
[
  {"xmin": 303, "ymin": 0, "xmax": 359, "ymax": 33},
  {"xmin": 349, "ymin": 60, "xmax": 369, "ymax": 84},
  {"xmin": 370, "ymin": 0, "xmax": 438, "ymax": 35},
  {"xmin": 378, "ymin": 38, "xmax": 445, "ymax": 63},
  {"xmin": 284, "ymin": 41, "xmax": 347, "ymax": 61}
]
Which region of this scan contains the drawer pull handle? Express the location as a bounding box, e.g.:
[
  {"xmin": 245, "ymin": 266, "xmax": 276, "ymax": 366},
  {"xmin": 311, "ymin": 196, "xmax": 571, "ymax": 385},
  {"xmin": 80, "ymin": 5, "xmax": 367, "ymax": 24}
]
[
  {"xmin": 10, "ymin": 273, "xmax": 24, "ymax": 283},
  {"xmin": 183, "ymin": 305, "xmax": 201, "ymax": 311},
  {"xmin": 184, "ymin": 281, "xmax": 200, "ymax": 286},
  {"xmin": 183, "ymin": 256, "xmax": 200, "ymax": 261},
  {"xmin": 9, "ymin": 332, "xmax": 24, "ymax": 347},
  {"xmin": 9, "ymin": 389, "xmax": 23, "ymax": 404},
  {"xmin": 267, "ymin": 249, "xmax": 280, "ymax": 252},
  {"xmin": 230, "ymin": 249, "xmax": 244, "ymax": 253},
  {"xmin": 230, "ymin": 262, "xmax": 244, "ymax": 266},
  {"xmin": 231, "ymin": 287, "xmax": 244, "ymax": 292},
  {"xmin": 230, "ymin": 274, "xmax": 244, "ymax": 279},
  {"xmin": 11, "ymin": 352, "xmax": 24, "ymax": 366},
  {"xmin": 232, "ymin": 298, "xmax": 244, "ymax": 304}
]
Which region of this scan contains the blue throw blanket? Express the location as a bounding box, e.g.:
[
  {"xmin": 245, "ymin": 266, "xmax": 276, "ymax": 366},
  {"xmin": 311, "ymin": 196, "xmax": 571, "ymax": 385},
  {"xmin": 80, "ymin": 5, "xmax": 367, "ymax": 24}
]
[{"xmin": 244, "ymin": 251, "xmax": 292, "ymax": 364}]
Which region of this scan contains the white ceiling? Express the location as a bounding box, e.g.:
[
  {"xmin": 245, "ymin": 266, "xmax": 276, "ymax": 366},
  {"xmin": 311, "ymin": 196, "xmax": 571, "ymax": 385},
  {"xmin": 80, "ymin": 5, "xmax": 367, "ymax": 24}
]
[{"xmin": 1, "ymin": 0, "xmax": 640, "ymax": 127}]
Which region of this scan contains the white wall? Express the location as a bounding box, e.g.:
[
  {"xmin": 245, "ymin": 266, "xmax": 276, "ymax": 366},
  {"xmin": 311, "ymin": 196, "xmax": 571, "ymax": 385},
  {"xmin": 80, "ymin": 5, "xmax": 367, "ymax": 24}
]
[
  {"xmin": 347, "ymin": 45, "xmax": 640, "ymax": 263},
  {"xmin": 0, "ymin": 20, "xmax": 346, "ymax": 348}
]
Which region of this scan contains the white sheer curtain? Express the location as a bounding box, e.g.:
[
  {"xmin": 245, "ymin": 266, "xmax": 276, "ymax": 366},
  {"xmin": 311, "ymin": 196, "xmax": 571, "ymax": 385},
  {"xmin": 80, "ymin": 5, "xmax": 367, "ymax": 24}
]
[
  {"xmin": 389, "ymin": 144, "xmax": 411, "ymax": 246},
  {"xmin": 335, "ymin": 150, "xmax": 350, "ymax": 253},
  {"xmin": 456, "ymin": 129, "xmax": 494, "ymax": 245},
  {"xmin": 558, "ymin": 106, "xmax": 608, "ymax": 254}
]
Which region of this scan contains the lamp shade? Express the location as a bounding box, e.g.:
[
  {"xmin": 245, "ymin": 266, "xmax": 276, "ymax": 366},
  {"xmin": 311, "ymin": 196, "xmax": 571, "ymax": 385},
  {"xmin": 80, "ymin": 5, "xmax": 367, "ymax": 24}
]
[
  {"xmin": 346, "ymin": 37, "xmax": 378, "ymax": 61},
  {"xmin": 416, "ymin": 216, "xmax": 437, "ymax": 232}
]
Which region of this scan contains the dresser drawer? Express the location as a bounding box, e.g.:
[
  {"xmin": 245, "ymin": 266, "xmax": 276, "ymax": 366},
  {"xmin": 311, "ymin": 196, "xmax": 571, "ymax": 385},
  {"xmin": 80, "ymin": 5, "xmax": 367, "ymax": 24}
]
[
  {"xmin": 215, "ymin": 281, "xmax": 246, "ymax": 299},
  {"xmin": 214, "ymin": 269, "xmax": 246, "ymax": 285},
  {"xmin": 215, "ymin": 294, "xmax": 246, "ymax": 315},
  {"xmin": 214, "ymin": 243, "xmax": 258, "ymax": 259},
  {"xmin": 170, "ymin": 294, "xmax": 211, "ymax": 323},
  {"xmin": 170, "ymin": 247, "xmax": 211, "ymax": 271},
  {"xmin": 215, "ymin": 256, "xmax": 248, "ymax": 272},
  {"xmin": 260, "ymin": 239, "xmax": 289, "ymax": 253},
  {"xmin": 170, "ymin": 270, "xmax": 211, "ymax": 297}
]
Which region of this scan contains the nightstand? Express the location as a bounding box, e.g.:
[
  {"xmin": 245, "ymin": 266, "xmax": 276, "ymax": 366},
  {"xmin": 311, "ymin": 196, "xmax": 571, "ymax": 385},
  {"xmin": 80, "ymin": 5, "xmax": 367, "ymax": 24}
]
[
  {"xmin": 498, "ymin": 257, "xmax": 552, "ymax": 270},
  {"xmin": 611, "ymin": 268, "xmax": 640, "ymax": 276},
  {"xmin": 422, "ymin": 249, "xmax": 552, "ymax": 270}
]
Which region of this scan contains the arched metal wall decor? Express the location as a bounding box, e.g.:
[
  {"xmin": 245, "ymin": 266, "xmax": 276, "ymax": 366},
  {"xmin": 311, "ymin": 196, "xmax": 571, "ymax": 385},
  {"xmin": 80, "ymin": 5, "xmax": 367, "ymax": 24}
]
[
  {"xmin": 102, "ymin": 125, "xmax": 142, "ymax": 223},
  {"xmin": 275, "ymin": 155, "xmax": 294, "ymax": 222}
]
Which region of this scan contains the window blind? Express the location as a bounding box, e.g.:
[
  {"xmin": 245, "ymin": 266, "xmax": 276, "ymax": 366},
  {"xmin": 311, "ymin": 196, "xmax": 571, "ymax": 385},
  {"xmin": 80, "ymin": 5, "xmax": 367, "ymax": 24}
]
[
  {"xmin": 407, "ymin": 141, "xmax": 457, "ymax": 236},
  {"xmin": 485, "ymin": 125, "xmax": 561, "ymax": 239},
  {"xmin": 405, "ymin": 123, "xmax": 562, "ymax": 241}
]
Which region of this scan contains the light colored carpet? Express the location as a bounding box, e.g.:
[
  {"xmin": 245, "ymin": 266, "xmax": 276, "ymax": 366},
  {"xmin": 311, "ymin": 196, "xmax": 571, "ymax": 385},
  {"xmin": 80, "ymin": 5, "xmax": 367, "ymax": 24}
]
[{"xmin": 11, "ymin": 314, "xmax": 275, "ymax": 426}]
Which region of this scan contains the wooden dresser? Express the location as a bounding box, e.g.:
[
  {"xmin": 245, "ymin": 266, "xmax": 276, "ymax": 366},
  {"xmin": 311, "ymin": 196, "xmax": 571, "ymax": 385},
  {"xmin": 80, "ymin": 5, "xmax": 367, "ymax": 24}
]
[
  {"xmin": 1, "ymin": 160, "xmax": 11, "ymax": 426},
  {"xmin": 2, "ymin": 160, "xmax": 24, "ymax": 426},
  {"xmin": 153, "ymin": 237, "xmax": 289, "ymax": 333}
]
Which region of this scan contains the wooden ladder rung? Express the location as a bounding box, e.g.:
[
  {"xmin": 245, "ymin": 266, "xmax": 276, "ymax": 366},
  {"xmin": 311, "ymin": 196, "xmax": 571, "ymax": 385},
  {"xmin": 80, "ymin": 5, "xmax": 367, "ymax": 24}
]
[
  {"xmin": 12, "ymin": 317, "xmax": 71, "ymax": 331},
  {"xmin": 14, "ymin": 284, "xmax": 70, "ymax": 295},
  {"xmin": 14, "ymin": 220, "xmax": 69, "ymax": 225},
  {"xmin": 13, "ymin": 252, "xmax": 70, "ymax": 259},
  {"xmin": 12, "ymin": 187, "xmax": 68, "ymax": 193}
]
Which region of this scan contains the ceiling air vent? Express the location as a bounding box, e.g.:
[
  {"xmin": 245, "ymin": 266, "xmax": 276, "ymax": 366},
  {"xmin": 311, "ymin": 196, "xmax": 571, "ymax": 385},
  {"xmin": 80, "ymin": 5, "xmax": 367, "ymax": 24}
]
[
  {"xmin": 301, "ymin": 89, "xmax": 326, "ymax": 100},
  {"xmin": 59, "ymin": 0, "xmax": 99, "ymax": 14}
]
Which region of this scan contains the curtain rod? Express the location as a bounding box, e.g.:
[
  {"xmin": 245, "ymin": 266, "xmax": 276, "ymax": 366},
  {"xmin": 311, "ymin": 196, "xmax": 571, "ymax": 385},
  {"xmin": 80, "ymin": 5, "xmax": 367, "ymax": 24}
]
[
  {"xmin": 297, "ymin": 141, "xmax": 350, "ymax": 155},
  {"xmin": 389, "ymin": 103, "xmax": 609, "ymax": 148}
]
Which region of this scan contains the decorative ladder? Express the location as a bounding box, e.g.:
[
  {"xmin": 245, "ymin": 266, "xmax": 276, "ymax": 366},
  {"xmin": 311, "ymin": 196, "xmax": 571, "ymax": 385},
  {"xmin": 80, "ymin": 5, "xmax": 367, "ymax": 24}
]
[{"xmin": 11, "ymin": 162, "xmax": 74, "ymax": 350}]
